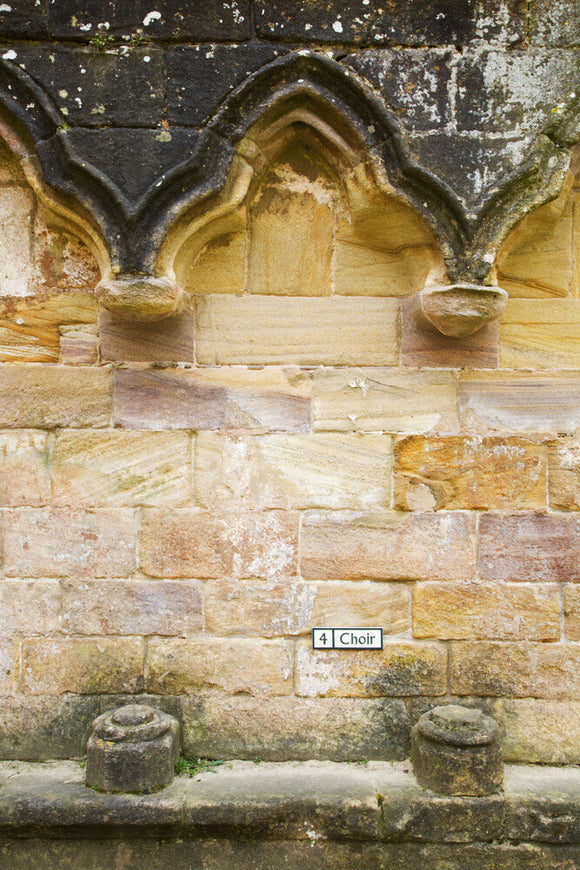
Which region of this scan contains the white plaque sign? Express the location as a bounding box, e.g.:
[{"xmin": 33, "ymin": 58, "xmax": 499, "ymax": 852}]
[{"xmin": 312, "ymin": 628, "xmax": 383, "ymax": 650}]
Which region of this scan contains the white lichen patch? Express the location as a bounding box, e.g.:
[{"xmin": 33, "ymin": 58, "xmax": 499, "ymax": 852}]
[
  {"xmin": 143, "ymin": 10, "xmax": 162, "ymax": 26},
  {"xmin": 2, "ymin": 50, "xmax": 17, "ymax": 61}
]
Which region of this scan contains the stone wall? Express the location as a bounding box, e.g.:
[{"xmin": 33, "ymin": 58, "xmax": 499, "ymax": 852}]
[{"xmin": 0, "ymin": 1, "xmax": 578, "ymax": 766}]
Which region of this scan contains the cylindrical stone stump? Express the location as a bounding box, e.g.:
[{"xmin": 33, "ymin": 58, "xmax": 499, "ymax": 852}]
[
  {"xmin": 85, "ymin": 704, "xmax": 180, "ymax": 794},
  {"xmin": 411, "ymin": 704, "xmax": 503, "ymax": 796}
]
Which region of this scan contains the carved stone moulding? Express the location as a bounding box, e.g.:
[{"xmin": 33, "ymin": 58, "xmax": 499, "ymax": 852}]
[
  {"xmin": 95, "ymin": 274, "xmax": 187, "ymax": 322},
  {"xmin": 419, "ymin": 283, "xmax": 508, "ymax": 338}
]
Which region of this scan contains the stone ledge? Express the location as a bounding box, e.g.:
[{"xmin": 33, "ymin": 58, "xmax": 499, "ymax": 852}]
[{"xmin": 0, "ymin": 760, "xmax": 577, "ymax": 848}]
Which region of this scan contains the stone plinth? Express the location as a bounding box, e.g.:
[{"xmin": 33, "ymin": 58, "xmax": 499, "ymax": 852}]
[
  {"xmin": 411, "ymin": 704, "xmax": 504, "ymax": 796},
  {"xmin": 85, "ymin": 704, "xmax": 180, "ymax": 794}
]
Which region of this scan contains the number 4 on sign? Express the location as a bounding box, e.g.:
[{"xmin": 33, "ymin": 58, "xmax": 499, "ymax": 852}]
[{"xmin": 312, "ymin": 628, "xmax": 334, "ymax": 648}]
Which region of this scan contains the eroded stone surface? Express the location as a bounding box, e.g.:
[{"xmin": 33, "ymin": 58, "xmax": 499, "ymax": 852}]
[
  {"xmin": 195, "ymin": 296, "xmax": 400, "ymax": 366},
  {"xmin": 413, "ymin": 583, "xmax": 560, "ymax": 641},
  {"xmin": 312, "ymin": 368, "xmax": 459, "ymax": 434},
  {"xmin": 301, "ymin": 511, "xmax": 477, "ymax": 582},
  {"xmin": 194, "ymin": 432, "xmax": 392, "ymax": 511},
  {"xmin": 140, "ymin": 509, "xmax": 298, "ymax": 580},
  {"xmin": 147, "ymin": 638, "xmax": 293, "ymax": 698},
  {"xmin": 295, "ymin": 639, "xmax": 447, "ymax": 697},
  {"xmin": 394, "ymin": 436, "xmax": 546, "ymax": 511}
]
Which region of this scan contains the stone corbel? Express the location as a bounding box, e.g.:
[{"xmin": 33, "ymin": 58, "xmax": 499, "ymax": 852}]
[
  {"xmin": 95, "ymin": 274, "xmax": 187, "ymax": 322},
  {"xmin": 418, "ymin": 283, "xmax": 508, "ymax": 338}
]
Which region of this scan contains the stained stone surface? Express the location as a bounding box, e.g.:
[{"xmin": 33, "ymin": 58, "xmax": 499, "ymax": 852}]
[{"xmin": 0, "ymin": 0, "xmax": 578, "ymax": 781}]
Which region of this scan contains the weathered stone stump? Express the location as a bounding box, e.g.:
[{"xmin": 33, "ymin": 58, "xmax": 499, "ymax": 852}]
[
  {"xmin": 85, "ymin": 704, "xmax": 180, "ymax": 794},
  {"xmin": 411, "ymin": 704, "xmax": 503, "ymax": 796}
]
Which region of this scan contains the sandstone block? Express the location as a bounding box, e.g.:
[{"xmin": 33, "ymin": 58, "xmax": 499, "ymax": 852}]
[
  {"xmin": 19, "ymin": 637, "xmax": 144, "ymax": 694},
  {"xmin": 458, "ymin": 371, "xmax": 580, "ymax": 433},
  {"xmin": 193, "ymin": 432, "xmax": 392, "ymax": 511},
  {"xmin": 401, "ymin": 294, "xmax": 499, "ymax": 369},
  {"xmin": 59, "ymin": 325, "xmax": 98, "ymax": 365},
  {"xmin": 491, "ymin": 698, "xmax": 580, "ymax": 763},
  {"xmin": 496, "ymin": 186, "xmax": 574, "ymax": 298},
  {"xmin": 205, "ymin": 580, "xmax": 410, "ymax": 637},
  {"xmin": 334, "ymin": 187, "xmax": 444, "ymax": 297},
  {"xmin": 295, "ymin": 639, "xmax": 446, "ymax": 697},
  {"xmin": 113, "ymin": 366, "xmax": 311, "ymax": 432},
  {"xmin": 449, "ymin": 641, "xmax": 580, "ymax": 698},
  {"xmin": 413, "ymin": 582, "xmax": 560, "ymax": 641},
  {"xmin": 0, "ymin": 293, "xmax": 97, "ymax": 363},
  {"xmin": 0, "ymin": 579, "xmax": 60, "ymax": 637},
  {"xmin": 479, "ymin": 513, "xmax": 580, "ymax": 583},
  {"xmin": 499, "ymin": 299, "xmax": 580, "ymax": 369},
  {"xmin": 312, "ymin": 367, "xmax": 459, "ymax": 434},
  {"xmin": 147, "ymin": 638, "xmax": 292, "ymax": 697},
  {"xmin": 194, "ymin": 296, "xmax": 399, "ymax": 366},
  {"xmin": 99, "ymin": 308, "xmax": 194, "ymax": 363},
  {"xmin": 0, "ymin": 365, "xmax": 112, "ymax": 428},
  {"xmin": 61, "ymin": 579, "xmax": 203, "ymax": 636},
  {"xmin": 4, "ymin": 508, "xmax": 136, "ymax": 578},
  {"xmin": 563, "ymin": 585, "xmax": 580, "ymax": 641},
  {"xmin": 0, "ymin": 187, "xmax": 33, "ymax": 296},
  {"xmin": 181, "ymin": 694, "xmax": 409, "ymax": 761},
  {"xmin": 32, "ymin": 215, "xmax": 99, "ymax": 295},
  {"xmin": 51, "ymin": 430, "xmax": 192, "ymax": 507},
  {"xmin": 0, "ymin": 639, "xmax": 17, "ymax": 694},
  {"xmin": 140, "ymin": 509, "xmax": 298, "ymax": 580},
  {"xmin": 548, "ymin": 437, "xmax": 580, "ymax": 509},
  {"xmin": 184, "ymin": 226, "xmax": 246, "ymax": 296},
  {"xmin": 247, "ymin": 158, "xmax": 334, "ymax": 297},
  {"xmin": 301, "ymin": 511, "xmax": 477, "ymax": 582},
  {"xmin": 394, "ymin": 435, "xmax": 546, "ymax": 511},
  {"xmin": 0, "ymin": 694, "xmax": 99, "ymax": 760},
  {"xmin": 0, "ymin": 430, "xmax": 50, "ymax": 506}
]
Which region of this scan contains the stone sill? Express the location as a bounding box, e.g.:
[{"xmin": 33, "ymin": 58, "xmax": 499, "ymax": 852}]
[{"xmin": 0, "ymin": 760, "xmax": 578, "ymax": 846}]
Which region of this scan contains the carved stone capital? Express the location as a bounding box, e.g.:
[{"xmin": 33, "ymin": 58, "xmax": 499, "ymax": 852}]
[
  {"xmin": 85, "ymin": 704, "xmax": 180, "ymax": 794},
  {"xmin": 411, "ymin": 705, "xmax": 504, "ymax": 796},
  {"xmin": 419, "ymin": 283, "xmax": 508, "ymax": 338},
  {"xmin": 95, "ymin": 275, "xmax": 187, "ymax": 322}
]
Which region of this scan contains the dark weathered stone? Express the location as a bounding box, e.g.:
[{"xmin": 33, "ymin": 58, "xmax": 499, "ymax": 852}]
[
  {"xmin": 46, "ymin": 0, "xmax": 141, "ymax": 37},
  {"xmin": 530, "ymin": 0, "xmax": 580, "ymax": 46},
  {"xmin": 181, "ymin": 695, "xmax": 410, "ymax": 762},
  {"xmin": 13, "ymin": 46, "xmax": 165, "ymax": 127},
  {"xmin": 0, "ymin": 840, "xmax": 555, "ymax": 870},
  {"xmin": 65, "ymin": 128, "xmax": 201, "ymax": 207},
  {"xmin": 408, "ymin": 134, "xmax": 539, "ymax": 212},
  {"xmin": 0, "ymin": 695, "xmax": 99, "ymax": 760},
  {"xmin": 455, "ymin": 49, "xmax": 579, "ymax": 135},
  {"xmin": 380, "ymin": 790, "xmax": 506, "ymax": 843},
  {"xmin": 48, "ymin": 0, "xmax": 252, "ymax": 41},
  {"xmin": 86, "ymin": 704, "xmax": 180, "ymax": 794},
  {"xmin": 505, "ymin": 767, "xmax": 580, "ymax": 845},
  {"xmin": 344, "ymin": 49, "xmax": 453, "ymax": 132},
  {"xmin": 256, "ymin": 0, "xmax": 526, "ymax": 46},
  {"xmin": 411, "ymin": 705, "xmax": 504, "ymax": 796},
  {"xmin": 166, "ymin": 44, "xmax": 286, "ymax": 126},
  {"xmin": 0, "ymin": 0, "xmax": 47, "ymax": 37},
  {"xmin": 136, "ymin": 0, "xmax": 252, "ymax": 41}
]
